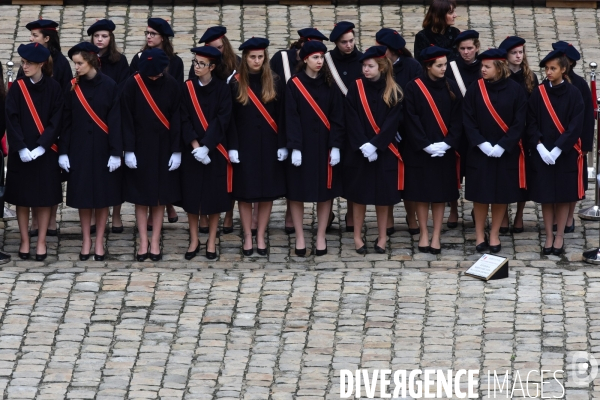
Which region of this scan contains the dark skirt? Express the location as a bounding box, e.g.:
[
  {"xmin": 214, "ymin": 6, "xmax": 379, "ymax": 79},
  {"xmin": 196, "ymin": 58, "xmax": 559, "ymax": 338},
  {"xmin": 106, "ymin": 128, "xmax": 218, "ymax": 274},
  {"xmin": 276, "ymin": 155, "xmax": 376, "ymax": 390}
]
[
  {"xmin": 402, "ymin": 150, "xmax": 460, "ymax": 203},
  {"xmin": 528, "ymin": 147, "xmax": 584, "ymax": 203},
  {"xmin": 5, "ymin": 150, "xmax": 62, "ymax": 207}
]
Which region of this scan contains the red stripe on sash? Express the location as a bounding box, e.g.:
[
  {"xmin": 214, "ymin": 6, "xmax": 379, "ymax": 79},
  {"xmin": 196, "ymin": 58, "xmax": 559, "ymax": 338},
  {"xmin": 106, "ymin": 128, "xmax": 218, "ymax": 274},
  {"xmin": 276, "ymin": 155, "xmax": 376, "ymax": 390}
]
[
  {"xmin": 478, "ymin": 79, "xmax": 526, "ymax": 189},
  {"xmin": 134, "ymin": 74, "xmax": 170, "ymax": 130},
  {"xmin": 71, "ymin": 78, "xmax": 108, "ymax": 134},
  {"xmin": 414, "ymin": 78, "xmax": 460, "ymax": 189},
  {"xmin": 356, "ymin": 79, "xmax": 404, "ymax": 190},
  {"xmin": 17, "ymin": 79, "xmax": 58, "ymax": 153},
  {"xmin": 291, "ymin": 76, "xmax": 332, "ymax": 189},
  {"xmin": 234, "ymin": 74, "xmax": 277, "ymax": 133},
  {"xmin": 539, "ymin": 84, "xmax": 584, "ymax": 199},
  {"xmin": 186, "ymin": 80, "xmax": 232, "ymax": 193}
]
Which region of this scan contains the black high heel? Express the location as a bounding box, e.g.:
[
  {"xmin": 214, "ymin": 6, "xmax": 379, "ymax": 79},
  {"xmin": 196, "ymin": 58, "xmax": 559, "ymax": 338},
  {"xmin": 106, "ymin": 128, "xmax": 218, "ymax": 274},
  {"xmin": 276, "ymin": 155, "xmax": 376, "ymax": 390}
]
[
  {"xmin": 315, "ymin": 245, "xmax": 327, "ymax": 256},
  {"xmin": 79, "ymin": 253, "xmax": 90, "ymax": 261},
  {"xmin": 94, "ymin": 253, "xmax": 105, "ymax": 261},
  {"xmin": 564, "ymin": 220, "xmax": 575, "ymax": 233},
  {"xmin": 223, "ymin": 226, "xmax": 234, "ymax": 234},
  {"xmin": 429, "ymin": 247, "xmax": 441, "ymax": 255},
  {"xmin": 499, "ymin": 226, "xmax": 509, "ymax": 234},
  {"xmin": 386, "ymin": 227, "xmax": 396, "ymax": 236},
  {"xmin": 489, "ymin": 243, "xmax": 502, "ymax": 253},
  {"xmin": 374, "ymin": 238, "xmax": 386, "ymax": 254},
  {"xmin": 552, "ymin": 235, "xmax": 565, "ymax": 255},
  {"xmin": 137, "ymin": 242, "xmax": 149, "ymax": 262},
  {"xmin": 199, "ymin": 226, "xmax": 209, "ymax": 234},
  {"xmin": 405, "ymin": 217, "xmax": 419, "ymax": 235},
  {"xmin": 35, "ymin": 253, "xmax": 47, "ymax": 261},
  {"xmin": 257, "ymin": 247, "xmax": 267, "ymax": 256},
  {"xmin": 185, "ymin": 240, "xmax": 200, "ymax": 260},
  {"xmin": 475, "ymin": 236, "xmax": 489, "ymax": 253},
  {"xmin": 18, "ymin": 250, "xmax": 29, "ymax": 260},
  {"xmin": 111, "ymin": 225, "xmax": 124, "ymax": 233},
  {"xmin": 294, "ymin": 247, "xmax": 306, "ymax": 256},
  {"xmin": 206, "ymin": 241, "xmax": 217, "ymax": 260},
  {"xmin": 418, "ymin": 245, "xmax": 430, "ymax": 253}
]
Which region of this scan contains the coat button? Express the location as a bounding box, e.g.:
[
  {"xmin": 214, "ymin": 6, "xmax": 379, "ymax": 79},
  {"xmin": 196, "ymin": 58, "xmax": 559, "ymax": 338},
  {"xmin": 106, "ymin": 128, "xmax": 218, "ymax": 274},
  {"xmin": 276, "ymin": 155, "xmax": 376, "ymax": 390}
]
[{"xmin": 343, "ymin": 71, "xmax": 347, "ymax": 75}]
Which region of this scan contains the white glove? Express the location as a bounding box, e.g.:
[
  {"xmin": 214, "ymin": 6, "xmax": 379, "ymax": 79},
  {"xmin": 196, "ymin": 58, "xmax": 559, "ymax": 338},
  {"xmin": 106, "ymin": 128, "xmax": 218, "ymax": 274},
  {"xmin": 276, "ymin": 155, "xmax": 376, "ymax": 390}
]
[
  {"xmin": 360, "ymin": 142, "xmax": 377, "ymax": 158},
  {"xmin": 549, "ymin": 147, "xmax": 562, "ymax": 162},
  {"xmin": 192, "ymin": 146, "xmax": 209, "ymax": 162},
  {"xmin": 291, "ymin": 149, "xmax": 302, "ymax": 167},
  {"xmin": 107, "ymin": 155, "xmax": 121, "ymax": 172},
  {"xmin": 125, "ymin": 152, "xmax": 137, "ymax": 169},
  {"xmin": 58, "ymin": 154, "xmax": 70, "ymax": 172},
  {"xmin": 168, "ymin": 152, "xmax": 182, "ymax": 171},
  {"xmin": 368, "ymin": 152, "xmax": 378, "ymax": 162},
  {"xmin": 477, "ymin": 142, "xmax": 494, "ymax": 156},
  {"xmin": 330, "ymin": 147, "xmax": 340, "ymax": 166},
  {"xmin": 30, "ymin": 146, "xmax": 45, "ymax": 159},
  {"xmin": 18, "ymin": 148, "xmax": 33, "ymax": 163},
  {"xmin": 424, "ymin": 144, "xmax": 444, "ymax": 157},
  {"xmin": 431, "ymin": 142, "xmax": 451, "ymax": 152},
  {"xmin": 201, "ymin": 154, "xmax": 211, "ymax": 165},
  {"xmin": 536, "ymin": 143, "xmax": 555, "ymax": 165},
  {"xmin": 277, "ymin": 148, "xmax": 288, "ymax": 161},
  {"xmin": 489, "ymin": 144, "xmax": 505, "ymax": 158},
  {"xmin": 228, "ymin": 150, "xmax": 240, "ymax": 163},
  {"xmin": 395, "ymin": 132, "xmax": 402, "ymax": 143}
]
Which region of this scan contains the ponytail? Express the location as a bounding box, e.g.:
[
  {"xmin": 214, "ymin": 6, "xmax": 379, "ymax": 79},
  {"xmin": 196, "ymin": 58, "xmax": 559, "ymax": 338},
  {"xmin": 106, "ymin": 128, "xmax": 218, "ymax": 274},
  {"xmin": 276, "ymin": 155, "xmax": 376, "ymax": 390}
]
[{"xmin": 445, "ymin": 79, "xmax": 456, "ymax": 101}]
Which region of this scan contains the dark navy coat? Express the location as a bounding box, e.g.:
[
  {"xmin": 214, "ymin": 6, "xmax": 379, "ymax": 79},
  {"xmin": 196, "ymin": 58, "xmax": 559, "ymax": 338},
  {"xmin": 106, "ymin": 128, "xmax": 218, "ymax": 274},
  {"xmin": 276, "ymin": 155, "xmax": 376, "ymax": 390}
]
[
  {"xmin": 5, "ymin": 76, "xmax": 63, "ymax": 207},
  {"xmin": 180, "ymin": 77, "xmax": 233, "ymax": 215},
  {"xmin": 526, "ymin": 80, "xmax": 584, "ymax": 203},
  {"xmin": 60, "ymin": 72, "xmax": 123, "ymax": 209},
  {"xmin": 344, "ymin": 77, "xmax": 402, "ymax": 206},
  {"xmin": 509, "ymin": 69, "xmax": 539, "ymax": 97},
  {"xmin": 326, "ymin": 47, "xmax": 363, "ymax": 93},
  {"xmin": 445, "ymin": 56, "xmax": 481, "ymax": 91},
  {"xmin": 569, "ymin": 69, "xmax": 595, "ymax": 191},
  {"xmin": 392, "ymin": 56, "xmax": 422, "ymax": 90},
  {"xmin": 130, "ymin": 52, "xmax": 184, "ymax": 83},
  {"xmin": 413, "ymin": 27, "xmax": 461, "ymax": 62},
  {"xmin": 100, "ymin": 53, "xmax": 130, "ymax": 85},
  {"xmin": 270, "ymin": 48, "xmax": 300, "ymax": 83},
  {"xmin": 463, "ymin": 77, "xmax": 528, "ymax": 204},
  {"xmin": 121, "ymin": 73, "xmax": 182, "ymax": 206},
  {"xmin": 228, "ymin": 72, "xmax": 286, "ymax": 202},
  {"xmin": 402, "ymin": 74, "xmax": 462, "ymax": 203},
  {"xmin": 285, "ymin": 70, "xmax": 345, "ymax": 202}
]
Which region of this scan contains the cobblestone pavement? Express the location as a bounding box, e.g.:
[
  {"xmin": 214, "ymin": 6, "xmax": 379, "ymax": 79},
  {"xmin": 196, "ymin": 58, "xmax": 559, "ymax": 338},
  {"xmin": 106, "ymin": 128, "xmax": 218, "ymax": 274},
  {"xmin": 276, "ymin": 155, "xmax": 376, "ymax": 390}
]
[{"xmin": 0, "ymin": 3, "xmax": 599, "ymax": 399}]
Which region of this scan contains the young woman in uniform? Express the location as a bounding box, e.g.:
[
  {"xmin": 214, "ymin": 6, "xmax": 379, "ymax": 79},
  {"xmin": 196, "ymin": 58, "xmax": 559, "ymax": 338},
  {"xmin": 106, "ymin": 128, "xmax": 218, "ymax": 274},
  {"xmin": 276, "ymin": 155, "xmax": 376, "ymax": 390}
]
[
  {"xmin": 344, "ymin": 46, "xmax": 403, "ymax": 254},
  {"xmin": 121, "ymin": 48, "xmax": 182, "ymax": 262},
  {"xmin": 413, "ymin": 0, "xmax": 460, "ymax": 63},
  {"xmin": 180, "ymin": 46, "xmax": 233, "ymax": 260},
  {"xmin": 227, "ymin": 38, "xmax": 286, "ymax": 256},
  {"xmin": 552, "ymin": 41, "xmax": 594, "ymax": 234},
  {"xmin": 59, "ymin": 42, "xmax": 123, "ymax": 261},
  {"xmin": 6, "ymin": 43, "xmax": 64, "ymax": 261},
  {"xmin": 88, "ymin": 19, "xmax": 129, "ymax": 234},
  {"xmin": 403, "ymin": 46, "xmax": 462, "ymax": 254},
  {"xmin": 376, "ymin": 28, "xmax": 422, "ymax": 237},
  {"xmin": 285, "ymin": 41, "xmax": 345, "ymax": 256},
  {"xmin": 462, "ymin": 48, "xmax": 528, "ymax": 253},
  {"xmin": 498, "ymin": 35, "xmax": 539, "ymax": 233},
  {"xmin": 527, "ymin": 50, "xmax": 584, "ymax": 255}
]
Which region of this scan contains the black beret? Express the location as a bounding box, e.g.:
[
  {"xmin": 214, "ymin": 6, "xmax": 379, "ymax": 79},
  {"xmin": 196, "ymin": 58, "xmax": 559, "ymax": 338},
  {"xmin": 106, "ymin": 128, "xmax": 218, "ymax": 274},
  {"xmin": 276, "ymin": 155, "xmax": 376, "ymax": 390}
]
[
  {"xmin": 299, "ymin": 40, "xmax": 327, "ymax": 60},
  {"xmin": 478, "ymin": 48, "xmax": 507, "ymax": 61},
  {"xmin": 297, "ymin": 28, "xmax": 328, "ymax": 41},
  {"xmin": 68, "ymin": 42, "xmax": 100, "ymax": 60},
  {"xmin": 239, "ymin": 37, "xmax": 270, "ymax": 51},
  {"xmin": 329, "ymin": 21, "xmax": 355, "ymax": 42},
  {"xmin": 539, "ymin": 49, "xmax": 566, "ymax": 68},
  {"xmin": 139, "ymin": 48, "xmax": 170, "ymax": 76},
  {"xmin": 420, "ymin": 46, "xmax": 451, "ymax": 62},
  {"xmin": 147, "ymin": 18, "xmax": 174, "ymax": 37},
  {"xmin": 17, "ymin": 43, "xmax": 51, "ymax": 63},
  {"xmin": 190, "ymin": 46, "xmax": 222, "ymax": 64},
  {"xmin": 199, "ymin": 26, "xmax": 226, "ymax": 44},
  {"xmin": 499, "ymin": 36, "xmax": 525, "ymax": 51},
  {"xmin": 87, "ymin": 19, "xmax": 116, "ymax": 36},
  {"xmin": 453, "ymin": 29, "xmax": 479, "ymax": 46},
  {"xmin": 26, "ymin": 19, "xmax": 58, "ymax": 31},
  {"xmin": 376, "ymin": 29, "xmax": 406, "ymax": 50},
  {"xmin": 359, "ymin": 45, "xmax": 387, "ymax": 62},
  {"xmin": 552, "ymin": 41, "xmax": 580, "ymax": 61}
]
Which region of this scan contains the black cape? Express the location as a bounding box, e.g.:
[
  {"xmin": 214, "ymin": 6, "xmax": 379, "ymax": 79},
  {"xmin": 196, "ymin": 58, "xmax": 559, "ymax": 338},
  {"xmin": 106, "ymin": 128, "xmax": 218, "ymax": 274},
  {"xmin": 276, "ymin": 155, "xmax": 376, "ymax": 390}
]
[
  {"xmin": 100, "ymin": 52, "xmax": 130, "ymax": 85},
  {"xmin": 180, "ymin": 77, "xmax": 233, "ymax": 215},
  {"xmin": 5, "ymin": 76, "xmax": 64, "ymax": 207},
  {"xmin": 130, "ymin": 52, "xmax": 184, "ymax": 83},
  {"xmin": 60, "ymin": 72, "xmax": 123, "ymax": 209},
  {"xmin": 228, "ymin": 73, "xmax": 286, "ymax": 202},
  {"xmin": 463, "ymin": 77, "xmax": 528, "ymax": 204},
  {"xmin": 285, "ymin": 70, "xmax": 345, "ymax": 202},
  {"xmin": 526, "ymin": 80, "xmax": 584, "ymax": 203},
  {"xmin": 121, "ymin": 73, "xmax": 182, "ymax": 206},
  {"xmin": 343, "ymin": 77, "xmax": 403, "ymax": 206}
]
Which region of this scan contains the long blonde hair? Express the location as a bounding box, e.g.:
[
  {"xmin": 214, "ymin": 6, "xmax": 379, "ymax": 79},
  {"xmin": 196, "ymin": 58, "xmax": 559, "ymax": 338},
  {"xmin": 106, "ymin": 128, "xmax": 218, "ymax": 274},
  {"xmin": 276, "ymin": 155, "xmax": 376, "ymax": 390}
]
[
  {"xmin": 373, "ymin": 56, "xmax": 403, "ymax": 107},
  {"xmin": 236, "ymin": 49, "xmax": 277, "ymax": 105},
  {"xmin": 520, "ymin": 47, "xmax": 536, "ymax": 93}
]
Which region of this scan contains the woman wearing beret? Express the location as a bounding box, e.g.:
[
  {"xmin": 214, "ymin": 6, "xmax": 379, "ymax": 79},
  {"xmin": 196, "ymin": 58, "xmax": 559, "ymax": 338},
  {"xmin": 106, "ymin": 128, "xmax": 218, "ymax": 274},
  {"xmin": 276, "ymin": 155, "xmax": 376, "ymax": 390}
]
[
  {"xmin": 6, "ymin": 43, "xmax": 64, "ymax": 261},
  {"xmin": 413, "ymin": 0, "xmax": 460, "ymax": 63},
  {"xmin": 376, "ymin": 28, "xmax": 422, "ymax": 237},
  {"xmin": 344, "ymin": 46, "xmax": 403, "ymax": 254},
  {"xmin": 527, "ymin": 50, "xmax": 585, "ymax": 255},
  {"xmin": 227, "ymin": 38, "xmax": 286, "ymax": 256},
  {"xmin": 121, "ymin": 48, "xmax": 182, "ymax": 262},
  {"xmin": 498, "ymin": 35, "xmax": 539, "ymax": 234},
  {"xmin": 552, "ymin": 41, "xmax": 594, "ymax": 234},
  {"xmin": 463, "ymin": 49, "xmax": 528, "ymax": 253},
  {"xmin": 403, "ymin": 46, "xmax": 462, "ymax": 255},
  {"xmin": 285, "ymin": 40, "xmax": 345, "ymax": 256},
  {"xmin": 59, "ymin": 42, "xmax": 123, "ymax": 261},
  {"xmin": 180, "ymin": 46, "xmax": 233, "ymax": 260}
]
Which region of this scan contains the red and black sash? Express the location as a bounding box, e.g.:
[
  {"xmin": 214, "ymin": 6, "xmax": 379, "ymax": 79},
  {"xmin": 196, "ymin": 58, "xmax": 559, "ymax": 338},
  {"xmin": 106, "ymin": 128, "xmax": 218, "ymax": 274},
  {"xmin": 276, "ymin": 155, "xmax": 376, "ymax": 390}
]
[
  {"xmin": 356, "ymin": 79, "xmax": 404, "ymax": 190},
  {"xmin": 134, "ymin": 74, "xmax": 170, "ymax": 130},
  {"xmin": 539, "ymin": 84, "xmax": 585, "ymax": 199},
  {"xmin": 185, "ymin": 80, "xmax": 232, "ymax": 193},
  {"xmin": 17, "ymin": 79, "xmax": 58, "ymax": 153},
  {"xmin": 414, "ymin": 78, "xmax": 461, "ymax": 188},
  {"xmin": 291, "ymin": 76, "xmax": 333, "ymax": 189},
  {"xmin": 71, "ymin": 78, "xmax": 108, "ymax": 134},
  {"xmin": 478, "ymin": 79, "xmax": 526, "ymax": 189},
  {"xmin": 234, "ymin": 74, "xmax": 277, "ymax": 133}
]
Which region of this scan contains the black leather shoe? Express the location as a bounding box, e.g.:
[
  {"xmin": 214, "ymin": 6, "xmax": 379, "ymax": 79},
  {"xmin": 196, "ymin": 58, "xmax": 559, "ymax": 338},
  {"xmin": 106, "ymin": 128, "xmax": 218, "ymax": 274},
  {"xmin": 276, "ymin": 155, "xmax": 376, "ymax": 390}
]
[
  {"xmin": 112, "ymin": 225, "xmax": 124, "ymax": 234},
  {"xmin": 511, "ymin": 226, "xmax": 524, "ymax": 234},
  {"xmin": 199, "ymin": 226, "xmax": 209, "ymax": 234},
  {"xmin": 552, "ymin": 245, "xmax": 565, "ymax": 256},
  {"xmin": 79, "ymin": 253, "xmax": 90, "ymax": 261},
  {"xmin": 543, "ymin": 246, "xmax": 553, "ymax": 255},
  {"xmin": 136, "ymin": 252, "xmax": 148, "ymax": 262},
  {"xmin": 251, "ymin": 228, "xmax": 257, "ymax": 236},
  {"xmin": 257, "ymin": 247, "xmax": 267, "ymax": 256},
  {"xmin": 446, "ymin": 221, "xmax": 458, "ymax": 229},
  {"xmin": 90, "ymin": 225, "xmax": 96, "ymax": 235},
  {"xmin": 168, "ymin": 216, "xmax": 178, "ymax": 223},
  {"xmin": 418, "ymin": 245, "xmax": 430, "ymax": 253},
  {"xmin": 0, "ymin": 252, "xmax": 10, "ymax": 265},
  {"xmin": 94, "ymin": 254, "xmax": 105, "ymax": 261},
  {"xmin": 355, "ymin": 245, "xmax": 367, "ymax": 255},
  {"xmin": 185, "ymin": 241, "xmax": 200, "ymax": 260},
  {"xmin": 18, "ymin": 252, "xmax": 29, "ymax": 260},
  {"xmin": 206, "ymin": 248, "xmax": 217, "ymax": 260},
  {"xmin": 29, "ymin": 229, "xmax": 38, "ymax": 237},
  {"xmin": 374, "ymin": 239, "xmax": 386, "ymax": 254},
  {"xmin": 35, "ymin": 253, "xmax": 47, "ymax": 261},
  {"xmin": 294, "ymin": 247, "xmax": 306, "ymax": 257},
  {"xmin": 46, "ymin": 229, "xmax": 58, "ymax": 237},
  {"xmin": 242, "ymin": 248, "xmax": 254, "ymax": 256},
  {"xmin": 315, "ymin": 246, "xmax": 327, "ymax": 256},
  {"xmin": 150, "ymin": 252, "xmax": 162, "ymax": 261},
  {"xmin": 405, "ymin": 217, "xmax": 419, "ymax": 235},
  {"xmin": 564, "ymin": 221, "xmax": 575, "ymax": 233},
  {"xmin": 223, "ymin": 226, "xmax": 234, "ymax": 234},
  {"xmin": 475, "ymin": 240, "xmax": 489, "ymax": 253},
  {"xmin": 489, "ymin": 243, "xmax": 502, "ymax": 253},
  {"xmin": 386, "ymin": 227, "xmax": 396, "ymax": 236},
  {"xmin": 345, "ymin": 215, "xmax": 354, "ymax": 232},
  {"xmin": 285, "ymin": 226, "xmax": 295, "ymax": 234},
  {"xmin": 429, "ymin": 247, "xmax": 441, "ymax": 255},
  {"xmin": 499, "ymin": 227, "xmax": 509, "ymax": 234}
]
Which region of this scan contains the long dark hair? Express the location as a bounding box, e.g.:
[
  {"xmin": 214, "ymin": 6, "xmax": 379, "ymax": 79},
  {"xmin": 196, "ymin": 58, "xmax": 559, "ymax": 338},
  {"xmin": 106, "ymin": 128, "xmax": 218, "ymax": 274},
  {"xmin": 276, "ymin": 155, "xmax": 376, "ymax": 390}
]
[
  {"xmin": 388, "ymin": 47, "xmax": 414, "ymax": 59},
  {"xmin": 296, "ymin": 54, "xmax": 332, "ymax": 86},
  {"xmin": 142, "ymin": 35, "xmax": 175, "ymax": 58},
  {"xmin": 422, "ymin": 0, "xmax": 457, "ymax": 34},
  {"xmin": 40, "ymin": 29, "xmax": 61, "ymax": 53},
  {"xmin": 289, "ymin": 37, "xmax": 308, "ymax": 50},
  {"xmin": 91, "ymin": 31, "xmax": 122, "ymax": 64}
]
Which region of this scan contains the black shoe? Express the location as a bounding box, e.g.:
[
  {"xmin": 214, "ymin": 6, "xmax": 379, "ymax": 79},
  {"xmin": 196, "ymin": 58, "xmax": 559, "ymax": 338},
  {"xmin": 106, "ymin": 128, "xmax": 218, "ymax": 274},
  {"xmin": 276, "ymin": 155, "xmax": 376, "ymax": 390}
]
[
  {"xmin": 475, "ymin": 239, "xmax": 489, "ymax": 253},
  {"xmin": 489, "ymin": 243, "xmax": 502, "ymax": 253},
  {"xmin": 136, "ymin": 251, "xmax": 149, "ymax": 262},
  {"xmin": 564, "ymin": 221, "xmax": 575, "ymax": 233},
  {"xmin": 418, "ymin": 245, "xmax": 430, "ymax": 253},
  {"xmin": 79, "ymin": 253, "xmax": 90, "ymax": 261},
  {"xmin": 429, "ymin": 247, "xmax": 441, "ymax": 255},
  {"xmin": 257, "ymin": 247, "xmax": 267, "ymax": 256},
  {"xmin": 149, "ymin": 252, "xmax": 162, "ymax": 261},
  {"xmin": 111, "ymin": 225, "xmax": 124, "ymax": 234},
  {"xmin": 499, "ymin": 227, "xmax": 509, "ymax": 234},
  {"xmin": 46, "ymin": 229, "xmax": 58, "ymax": 237},
  {"xmin": 185, "ymin": 241, "xmax": 200, "ymax": 260},
  {"xmin": 223, "ymin": 226, "xmax": 234, "ymax": 234},
  {"xmin": 552, "ymin": 244, "xmax": 565, "ymax": 256},
  {"xmin": 0, "ymin": 252, "xmax": 11, "ymax": 264},
  {"xmin": 552, "ymin": 224, "xmax": 557, "ymax": 232},
  {"xmin": 326, "ymin": 212, "xmax": 335, "ymax": 231},
  {"xmin": 294, "ymin": 247, "xmax": 306, "ymax": 257},
  {"xmin": 90, "ymin": 225, "xmax": 96, "ymax": 235},
  {"xmin": 205, "ymin": 248, "xmax": 217, "ymax": 260},
  {"xmin": 511, "ymin": 226, "xmax": 524, "ymax": 234},
  {"xmin": 94, "ymin": 254, "xmax": 105, "ymax": 261},
  {"xmin": 29, "ymin": 229, "xmax": 38, "ymax": 237},
  {"xmin": 345, "ymin": 215, "xmax": 354, "ymax": 232},
  {"xmin": 374, "ymin": 238, "xmax": 386, "ymax": 254},
  {"xmin": 242, "ymin": 248, "xmax": 254, "ymax": 256},
  {"xmin": 315, "ymin": 246, "xmax": 327, "ymax": 256},
  {"xmin": 199, "ymin": 226, "xmax": 209, "ymax": 234},
  {"xmin": 35, "ymin": 252, "xmax": 47, "ymax": 261},
  {"xmin": 405, "ymin": 217, "xmax": 419, "ymax": 235},
  {"xmin": 147, "ymin": 225, "xmax": 153, "ymax": 232},
  {"xmin": 446, "ymin": 221, "xmax": 458, "ymax": 229},
  {"xmin": 18, "ymin": 252, "xmax": 29, "ymax": 260},
  {"xmin": 168, "ymin": 216, "xmax": 178, "ymax": 223},
  {"xmin": 543, "ymin": 246, "xmax": 553, "ymax": 255},
  {"xmin": 386, "ymin": 227, "xmax": 396, "ymax": 236},
  {"xmin": 285, "ymin": 226, "xmax": 295, "ymax": 234},
  {"xmin": 251, "ymin": 228, "xmax": 257, "ymax": 236},
  {"xmin": 355, "ymin": 244, "xmax": 367, "ymax": 255}
]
